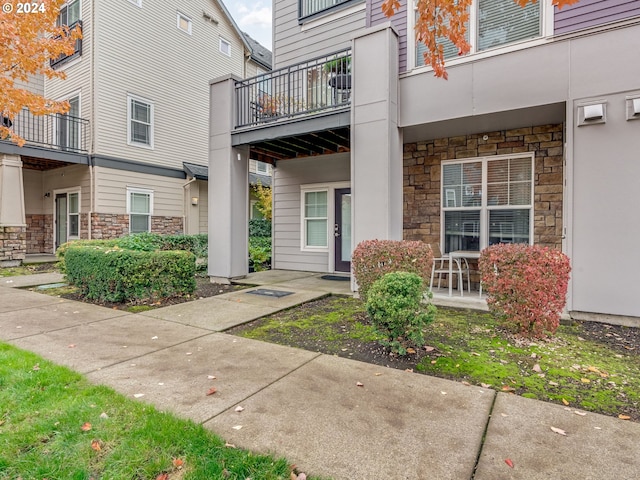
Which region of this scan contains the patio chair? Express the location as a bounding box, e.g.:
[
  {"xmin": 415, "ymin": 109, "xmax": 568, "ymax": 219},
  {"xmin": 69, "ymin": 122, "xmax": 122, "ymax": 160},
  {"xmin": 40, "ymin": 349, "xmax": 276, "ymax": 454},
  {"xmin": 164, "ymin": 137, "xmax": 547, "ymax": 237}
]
[{"xmin": 429, "ymin": 244, "xmax": 470, "ymax": 294}]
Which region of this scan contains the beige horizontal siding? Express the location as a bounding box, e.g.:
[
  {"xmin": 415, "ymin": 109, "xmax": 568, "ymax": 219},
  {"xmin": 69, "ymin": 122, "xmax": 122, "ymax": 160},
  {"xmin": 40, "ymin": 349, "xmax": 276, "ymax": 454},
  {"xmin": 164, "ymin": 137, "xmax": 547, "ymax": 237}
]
[
  {"xmin": 94, "ymin": 166, "xmax": 184, "ymax": 217},
  {"xmin": 92, "ymin": 0, "xmax": 247, "ymax": 169}
]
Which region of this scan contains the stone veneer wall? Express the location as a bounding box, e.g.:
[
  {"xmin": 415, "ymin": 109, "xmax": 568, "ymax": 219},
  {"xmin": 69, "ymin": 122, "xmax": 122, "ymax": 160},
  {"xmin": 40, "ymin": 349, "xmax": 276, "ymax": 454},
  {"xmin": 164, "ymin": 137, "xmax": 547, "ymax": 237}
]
[
  {"xmin": 0, "ymin": 226, "xmax": 26, "ymax": 264},
  {"xmin": 151, "ymin": 216, "xmax": 183, "ymax": 235},
  {"xmin": 90, "ymin": 213, "xmax": 183, "ymax": 239},
  {"xmin": 403, "ymin": 124, "xmax": 564, "ymax": 250},
  {"xmin": 25, "ymin": 214, "xmax": 52, "ymax": 253}
]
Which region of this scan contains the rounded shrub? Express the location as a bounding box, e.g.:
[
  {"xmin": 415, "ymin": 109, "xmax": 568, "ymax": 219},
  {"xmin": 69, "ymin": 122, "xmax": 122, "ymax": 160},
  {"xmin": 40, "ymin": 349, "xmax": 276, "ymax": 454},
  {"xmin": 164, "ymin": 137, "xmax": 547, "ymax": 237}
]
[{"xmin": 365, "ymin": 271, "xmax": 436, "ymax": 355}]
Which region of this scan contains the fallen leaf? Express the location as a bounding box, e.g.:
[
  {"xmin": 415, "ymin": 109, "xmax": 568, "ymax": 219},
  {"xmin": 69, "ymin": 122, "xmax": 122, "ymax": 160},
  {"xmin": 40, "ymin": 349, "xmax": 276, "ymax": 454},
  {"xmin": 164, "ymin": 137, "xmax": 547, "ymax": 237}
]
[
  {"xmin": 32, "ymin": 364, "xmax": 40, "ymax": 371},
  {"xmin": 91, "ymin": 440, "xmax": 101, "ymax": 451},
  {"xmin": 480, "ymin": 383, "xmax": 491, "ymax": 389},
  {"xmin": 207, "ymin": 375, "xmax": 216, "ymax": 379},
  {"xmin": 224, "ymin": 442, "xmax": 236, "ymax": 448},
  {"xmin": 374, "ymin": 372, "xmax": 383, "ymax": 376},
  {"xmin": 405, "ymin": 368, "xmax": 413, "ymax": 372},
  {"xmin": 574, "ymin": 411, "xmax": 587, "ymax": 416},
  {"xmin": 550, "ymin": 426, "xmax": 567, "ymax": 436},
  {"xmin": 618, "ymin": 414, "xmax": 631, "ymax": 420},
  {"xmin": 505, "ymin": 458, "xmax": 514, "ymax": 468},
  {"xmin": 356, "ymin": 382, "xmax": 364, "ymax": 387},
  {"xmin": 548, "ymin": 381, "xmax": 559, "ymax": 386},
  {"xmin": 291, "ymin": 473, "xmax": 298, "ymax": 480},
  {"xmin": 297, "ymin": 474, "xmax": 307, "ymax": 480},
  {"xmin": 587, "ymin": 366, "xmax": 600, "ymax": 373},
  {"xmin": 151, "ymin": 336, "xmax": 158, "ymax": 340},
  {"xmin": 186, "ymin": 352, "xmax": 193, "ymax": 356},
  {"xmin": 501, "ymin": 385, "xmax": 516, "ymax": 392},
  {"xmin": 406, "ymin": 347, "xmax": 416, "ymax": 354},
  {"xmin": 430, "ymin": 360, "xmax": 437, "ymax": 364},
  {"xmin": 562, "ymin": 398, "xmax": 569, "ymax": 406},
  {"xmin": 68, "ymin": 344, "xmax": 76, "ymax": 348},
  {"xmin": 81, "ymin": 422, "xmax": 92, "ymax": 431},
  {"xmin": 471, "ymin": 352, "xmax": 481, "ymax": 356},
  {"xmin": 172, "ymin": 458, "xmax": 184, "ymax": 468},
  {"xmin": 424, "ymin": 346, "xmax": 435, "ymax": 352},
  {"xmin": 462, "ymin": 381, "xmax": 471, "ymax": 386},
  {"xmin": 206, "ymin": 387, "xmax": 217, "ymax": 396},
  {"xmin": 532, "ymin": 364, "xmax": 542, "ymax": 373},
  {"xmin": 441, "ymin": 391, "xmax": 447, "ymax": 395},
  {"xmin": 155, "ymin": 474, "xmax": 169, "ymax": 480},
  {"xmin": 581, "ymin": 378, "xmax": 591, "ymax": 383},
  {"xmin": 133, "ymin": 393, "xmax": 145, "ymax": 398},
  {"xmin": 232, "ymin": 425, "xmax": 242, "ymax": 430},
  {"xmin": 222, "ymin": 468, "xmax": 230, "ymax": 478},
  {"xmin": 235, "ymin": 405, "xmax": 244, "ymax": 412}
]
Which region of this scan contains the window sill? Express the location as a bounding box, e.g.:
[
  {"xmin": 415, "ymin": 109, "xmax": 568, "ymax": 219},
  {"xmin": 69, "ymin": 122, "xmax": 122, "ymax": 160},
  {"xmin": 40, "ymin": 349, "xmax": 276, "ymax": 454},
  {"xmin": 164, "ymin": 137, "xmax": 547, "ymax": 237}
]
[
  {"xmin": 299, "ymin": 0, "xmax": 365, "ymax": 27},
  {"xmin": 127, "ymin": 141, "xmax": 154, "ymax": 150}
]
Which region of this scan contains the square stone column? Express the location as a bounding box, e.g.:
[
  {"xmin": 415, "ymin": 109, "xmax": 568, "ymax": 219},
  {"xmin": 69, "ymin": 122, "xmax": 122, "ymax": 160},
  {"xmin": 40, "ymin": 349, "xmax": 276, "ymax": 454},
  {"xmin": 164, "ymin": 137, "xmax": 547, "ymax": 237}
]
[{"xmin": 208, "ymin": 75, "xmax": 249, "ymax": 282}]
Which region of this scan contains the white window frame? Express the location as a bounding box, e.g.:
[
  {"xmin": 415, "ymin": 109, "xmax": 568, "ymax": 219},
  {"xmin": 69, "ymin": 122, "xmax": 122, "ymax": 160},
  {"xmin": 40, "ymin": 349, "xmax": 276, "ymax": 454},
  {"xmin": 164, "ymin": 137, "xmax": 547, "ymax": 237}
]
[
  {"xmin": 440, "ymin": 153, "xmax": 535, "ymax": 253},
  {"xmin": 301, "ymin": 188, "xmax": 329, "ymax": 251},
  {"xmin": 256, "ymin": 161, "xmax": 269, "ymax": 174},
  {"xmin": 250, "ymin": 199, "xmax": 264, "ymax": 220},
  {"xmin": 126, "ymin": 187, "xmax": 153, "ymax": 234},
  {"xmin": 53, "ymin": 187, "xmax": 82, "ymax": 242},
  {"xmin": 177, "ymin": 11, "xmax": 192, "ymax": 35},
  {"xmin": 53, "ymin": 90, "xmax": 81, "ymax": 151},
  {"xmin": 57, "ymin": 0, "xmax": 81, "ymax": 27},
  {"xmin": 128, "ymin": 0, "xmax": 142, "ymax": 7},
  {"xmin": 219, "ymin": 37, "xmax": 232, "ymax": 57},
  {"xmin": 408, "ymin": 0, "xmax": 554, "ymax": 72},
  {"xmin": 127, "ymin": 94, "xmax": 154, "ymax": 149}
]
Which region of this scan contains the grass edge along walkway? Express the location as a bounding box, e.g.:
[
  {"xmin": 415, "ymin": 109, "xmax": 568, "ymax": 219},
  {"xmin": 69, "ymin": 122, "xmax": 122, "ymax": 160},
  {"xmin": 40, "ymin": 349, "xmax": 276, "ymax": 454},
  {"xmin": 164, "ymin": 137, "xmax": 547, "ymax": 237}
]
[{"xmin": 0, "ymin": 343, "xmax": 315, "ymax": 480}]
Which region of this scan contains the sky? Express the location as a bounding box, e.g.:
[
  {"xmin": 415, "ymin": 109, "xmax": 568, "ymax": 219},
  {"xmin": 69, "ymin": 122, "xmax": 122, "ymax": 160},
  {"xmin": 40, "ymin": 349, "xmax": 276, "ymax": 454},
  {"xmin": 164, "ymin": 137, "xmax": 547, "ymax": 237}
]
[{"xmin": 224, "ymin": 1, "xmax": 273, "ymax": 52}]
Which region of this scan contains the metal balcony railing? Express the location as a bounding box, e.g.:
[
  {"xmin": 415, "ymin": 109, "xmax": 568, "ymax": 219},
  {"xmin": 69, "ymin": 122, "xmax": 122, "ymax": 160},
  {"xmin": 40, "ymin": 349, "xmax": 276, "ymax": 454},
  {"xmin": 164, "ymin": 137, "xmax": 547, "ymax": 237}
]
[
  {"xmin": 2, "ymin": 109, "xmax": 90, "ymax": 153},
  {"xmin": 50, "ymin": 20, "xmax": 83, "ymax": 69},
  {"xmin": 299, "ymin": 0, "xmax": 353, "ymax": 19},
  {"xmin": 235, "ymin": 48, "xmax": 351, "ymax": 129}
]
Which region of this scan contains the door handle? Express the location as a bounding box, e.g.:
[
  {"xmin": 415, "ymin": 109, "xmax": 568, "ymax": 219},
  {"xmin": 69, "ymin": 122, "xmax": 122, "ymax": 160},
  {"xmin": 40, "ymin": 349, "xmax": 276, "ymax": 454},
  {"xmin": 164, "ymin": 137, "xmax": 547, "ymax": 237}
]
[{"xmin": 334, "ymin": 223, "xmax": 340, "ymax": 237}]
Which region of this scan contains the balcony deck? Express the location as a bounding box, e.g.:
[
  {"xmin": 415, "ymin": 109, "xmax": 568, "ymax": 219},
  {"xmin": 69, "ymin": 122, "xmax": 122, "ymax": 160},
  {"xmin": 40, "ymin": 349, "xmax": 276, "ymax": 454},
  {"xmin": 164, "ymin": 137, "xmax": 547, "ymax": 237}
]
[{"xmin": 233, "ymin": 49, "xmax": 352, "ymax": 162}]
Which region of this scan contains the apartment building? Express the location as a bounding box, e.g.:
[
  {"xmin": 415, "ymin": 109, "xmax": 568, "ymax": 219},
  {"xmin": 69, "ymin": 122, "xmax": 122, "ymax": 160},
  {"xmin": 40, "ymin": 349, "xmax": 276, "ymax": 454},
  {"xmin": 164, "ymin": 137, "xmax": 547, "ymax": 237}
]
[
  {"xmin": 209, "ymin": 0, "xmax": 640, "ymax": 322},
  {"xmin": 0, "ymin": 0, "xmax": 270, "ymax": 262}
]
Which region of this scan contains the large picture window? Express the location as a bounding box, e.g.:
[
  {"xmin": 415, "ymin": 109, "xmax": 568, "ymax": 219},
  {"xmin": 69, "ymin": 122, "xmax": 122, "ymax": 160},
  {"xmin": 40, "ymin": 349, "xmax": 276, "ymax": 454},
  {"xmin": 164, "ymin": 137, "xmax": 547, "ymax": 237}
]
[
  {"xmin": 127, "ymin": 188, "xmax": 153, "ymax": 233},
  {"xmin": 441, "ymin": 154, "xmax": 533, "ymax": 253},
  {"xmin": 415, "ymin": 0, "xmax": 542, "ymax": 66},
  {"xmin": 302, "ymin": 190, "xmax": 328, "ymax": 248}
]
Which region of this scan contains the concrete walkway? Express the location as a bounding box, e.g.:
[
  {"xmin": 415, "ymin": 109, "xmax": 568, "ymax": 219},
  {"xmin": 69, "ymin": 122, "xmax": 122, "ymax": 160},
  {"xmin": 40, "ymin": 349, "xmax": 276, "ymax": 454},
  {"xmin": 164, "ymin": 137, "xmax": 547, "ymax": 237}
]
[{"xmin": 1, "ymin": 273, "xmax": 639, "ymax": 479}]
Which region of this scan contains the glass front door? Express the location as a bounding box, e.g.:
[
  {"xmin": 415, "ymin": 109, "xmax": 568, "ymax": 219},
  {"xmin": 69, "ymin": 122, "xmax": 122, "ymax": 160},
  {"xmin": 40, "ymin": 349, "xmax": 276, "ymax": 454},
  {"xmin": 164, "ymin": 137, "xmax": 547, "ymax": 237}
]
[{"xmin": 334, "ymin": 188, "xmax": 351, "ymax": 273}]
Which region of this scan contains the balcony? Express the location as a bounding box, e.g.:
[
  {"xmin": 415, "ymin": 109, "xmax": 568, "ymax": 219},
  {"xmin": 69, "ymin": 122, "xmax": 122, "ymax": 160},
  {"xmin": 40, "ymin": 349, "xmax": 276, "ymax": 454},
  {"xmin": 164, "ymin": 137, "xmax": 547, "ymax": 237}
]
[
  {"xmin": 235, "ymin": 48, "xmax": 352, "ymax": 130},
  {"xmin": 50, "ymin": 20, "xmax": 83, "ymax": 69},
  {"xmin": 299, "ymin": 0, "xmax": 354, "ymax": 20},
  {"xmin": 2, "ymin": 109, "xmax": 89, "ymax": 154}
]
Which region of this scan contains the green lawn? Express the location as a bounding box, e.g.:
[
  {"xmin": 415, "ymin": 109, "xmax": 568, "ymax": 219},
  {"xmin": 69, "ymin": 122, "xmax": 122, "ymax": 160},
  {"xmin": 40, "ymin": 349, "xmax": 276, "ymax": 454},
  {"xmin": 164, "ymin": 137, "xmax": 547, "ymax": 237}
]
[{"xmin": 0, "ymin": 343, "xmax": 306, "ymax": 480}]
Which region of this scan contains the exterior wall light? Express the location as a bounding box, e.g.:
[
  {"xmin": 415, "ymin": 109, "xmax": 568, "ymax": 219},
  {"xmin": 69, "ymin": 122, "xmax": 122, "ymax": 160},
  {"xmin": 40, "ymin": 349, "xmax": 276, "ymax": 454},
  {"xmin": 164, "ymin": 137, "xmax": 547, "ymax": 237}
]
[{"xmin": 191, "ymin": 197, "xmax": 199, "ymax": 206}]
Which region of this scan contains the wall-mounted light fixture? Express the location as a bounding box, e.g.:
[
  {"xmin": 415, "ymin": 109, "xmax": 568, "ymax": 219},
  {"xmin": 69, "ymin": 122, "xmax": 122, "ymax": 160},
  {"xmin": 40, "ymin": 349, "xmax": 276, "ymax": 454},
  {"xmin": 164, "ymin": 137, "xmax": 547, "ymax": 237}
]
[
  {"xmin": 191, "ymin": 197, "xmax": 199, "ymax": 206},
  {"xmin": 577, "ymin": 101, "xmax": 606, "ymax": 126},
  {"xmin": 626, "ymin": 96, "xmax": 640, "ymax": 121},
  {"xmin": 44, "ymin": 192, "xmax": 51, "ymax": 198}
]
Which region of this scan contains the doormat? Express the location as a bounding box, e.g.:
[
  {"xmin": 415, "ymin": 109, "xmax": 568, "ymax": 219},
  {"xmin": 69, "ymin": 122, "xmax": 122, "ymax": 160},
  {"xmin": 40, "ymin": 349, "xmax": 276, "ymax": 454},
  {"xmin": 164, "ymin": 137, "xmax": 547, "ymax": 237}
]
[
  {"xmin": 246, "ymin": 288, "xmax": 294, "ymax": 298},
  {"xmin": 320, "ymin": 275, "xmax": 350, "ymax": 281}
]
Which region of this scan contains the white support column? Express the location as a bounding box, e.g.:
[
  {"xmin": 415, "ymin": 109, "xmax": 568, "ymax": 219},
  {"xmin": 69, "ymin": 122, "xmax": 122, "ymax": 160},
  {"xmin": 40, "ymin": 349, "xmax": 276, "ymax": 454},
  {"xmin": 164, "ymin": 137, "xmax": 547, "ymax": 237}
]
[
  {"xmin": 351, "ymin": 25, "xmax": 403, "ymax": 248},
  {"xmin": 208, "ymin": 75, "xmax": 249, "ymax": 282},
  {"xmin": 0, "ymin": 154, "xmax": 26, "ymax": 226}
]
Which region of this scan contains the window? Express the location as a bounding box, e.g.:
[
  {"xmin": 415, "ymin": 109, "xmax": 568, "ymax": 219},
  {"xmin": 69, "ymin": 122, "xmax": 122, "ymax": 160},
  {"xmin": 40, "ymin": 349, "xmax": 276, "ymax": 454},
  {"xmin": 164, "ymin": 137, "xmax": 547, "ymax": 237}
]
[
  {"xmin": 51, "ymin": 1, "xmax": 82, "ymax": 68},
  {"xmin": 250, "ymin": 200, "xmax": 265, "ymax": 220},
  {"xmin": 441, "ymin": 154, "xmax": 533, "ymax": 253},
  {"xmin": 299, "ymin": 0, "xmax": 354, "ymax": 20},
  {"xmin": 127, "ymin": 95, "xmax": 154, "ymax": 148},
  {"xmin": 57, "ymin": 0, "xmax": 80, "ymax": 27},
  {"xmin": 177, "ymin": 12, "xmax": 192, "ymax": 34},
  {"xmin": 128, "ymin": 0, "xmax": 142, "ymax": 7},
  {"xmin": 68, "ymin": 192, "xmax": 79, "ymax": 237},
  {"xmin": 219, "ymin": 38, "xmax": 231, "ymax": 57},
  {"xmin": 415, "ymin": 0, "xmax": 542, "ymax": 66},
  {"xmin": 127, "ymin": 188, "xmax": 153, "ymax": 233},
  {"xmin": 256, "ymin": 161, "xmax": 269, "ymax": 174},
  {"xmin": 302, "ymin": 190, "xmax": 328, "ymax": 248},
  {"xmin": 57, "ymin": 94, "xmax": 81, "ymax": 151}
]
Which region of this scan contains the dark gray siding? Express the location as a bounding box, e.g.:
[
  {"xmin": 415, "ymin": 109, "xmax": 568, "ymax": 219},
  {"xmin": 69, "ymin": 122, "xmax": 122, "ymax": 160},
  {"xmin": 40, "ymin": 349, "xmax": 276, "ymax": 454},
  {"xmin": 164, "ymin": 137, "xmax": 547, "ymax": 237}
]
[
  {"xmin": 368, "ymin": 0, "xmax": 408, "ymax": 72},
  {"xmin": 555, "ymin": 0, "xmax": 640, "ymax": 34}
]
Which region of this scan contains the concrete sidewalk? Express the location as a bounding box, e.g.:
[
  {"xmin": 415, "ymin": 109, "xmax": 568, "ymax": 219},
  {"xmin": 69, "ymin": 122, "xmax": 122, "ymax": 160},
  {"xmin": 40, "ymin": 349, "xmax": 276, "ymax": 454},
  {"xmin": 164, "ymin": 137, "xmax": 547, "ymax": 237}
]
[{"xmin": 1, "ymin": 277, "xmax": 639, "ymax": 479}]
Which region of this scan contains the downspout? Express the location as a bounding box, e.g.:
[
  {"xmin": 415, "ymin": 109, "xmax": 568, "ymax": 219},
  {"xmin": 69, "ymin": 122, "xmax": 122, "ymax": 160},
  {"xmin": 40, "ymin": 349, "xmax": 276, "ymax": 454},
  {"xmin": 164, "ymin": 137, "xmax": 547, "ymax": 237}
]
[{"xmin": 88, "ymin": 0, "xmax": 97, "ymax": 239}]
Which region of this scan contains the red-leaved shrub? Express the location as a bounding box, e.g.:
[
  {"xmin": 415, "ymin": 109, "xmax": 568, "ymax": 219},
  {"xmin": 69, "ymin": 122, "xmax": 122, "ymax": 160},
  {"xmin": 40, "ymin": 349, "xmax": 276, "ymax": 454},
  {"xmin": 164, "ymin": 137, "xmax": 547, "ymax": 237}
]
[
  {"xmin": 352, "ymin": 239, "xmax": 433, "ymax": 301},
  {"xmin": 479, "ymin": 243, "xmax": 571, "ymax": 338}
]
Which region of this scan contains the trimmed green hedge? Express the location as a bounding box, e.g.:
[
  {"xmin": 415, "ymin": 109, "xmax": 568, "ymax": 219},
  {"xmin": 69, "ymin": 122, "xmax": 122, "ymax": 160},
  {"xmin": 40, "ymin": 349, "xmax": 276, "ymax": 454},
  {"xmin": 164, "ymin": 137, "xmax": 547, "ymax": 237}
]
[
  {"xmin": 64, "ymin": 245, "xmax": 196, "ymax": 302},
  {"xmin": 249, "ymin": 219, "xmax": 271, "ymax": 238}
]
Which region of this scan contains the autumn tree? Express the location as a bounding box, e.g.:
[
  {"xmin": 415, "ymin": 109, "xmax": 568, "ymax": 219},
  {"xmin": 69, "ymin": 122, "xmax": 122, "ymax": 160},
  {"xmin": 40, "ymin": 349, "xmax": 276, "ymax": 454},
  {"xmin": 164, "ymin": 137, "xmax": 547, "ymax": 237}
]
[
  {"xmin": 1, "ymin": 0, "xmax": 82, "ymax": 145},
  {"xmin": 252, "ymin": 181, "xmax": 272, "ymax": 221},
  {"xmin": 382, "ymin": 0, "xmax": 579, "ymax": 79}
]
